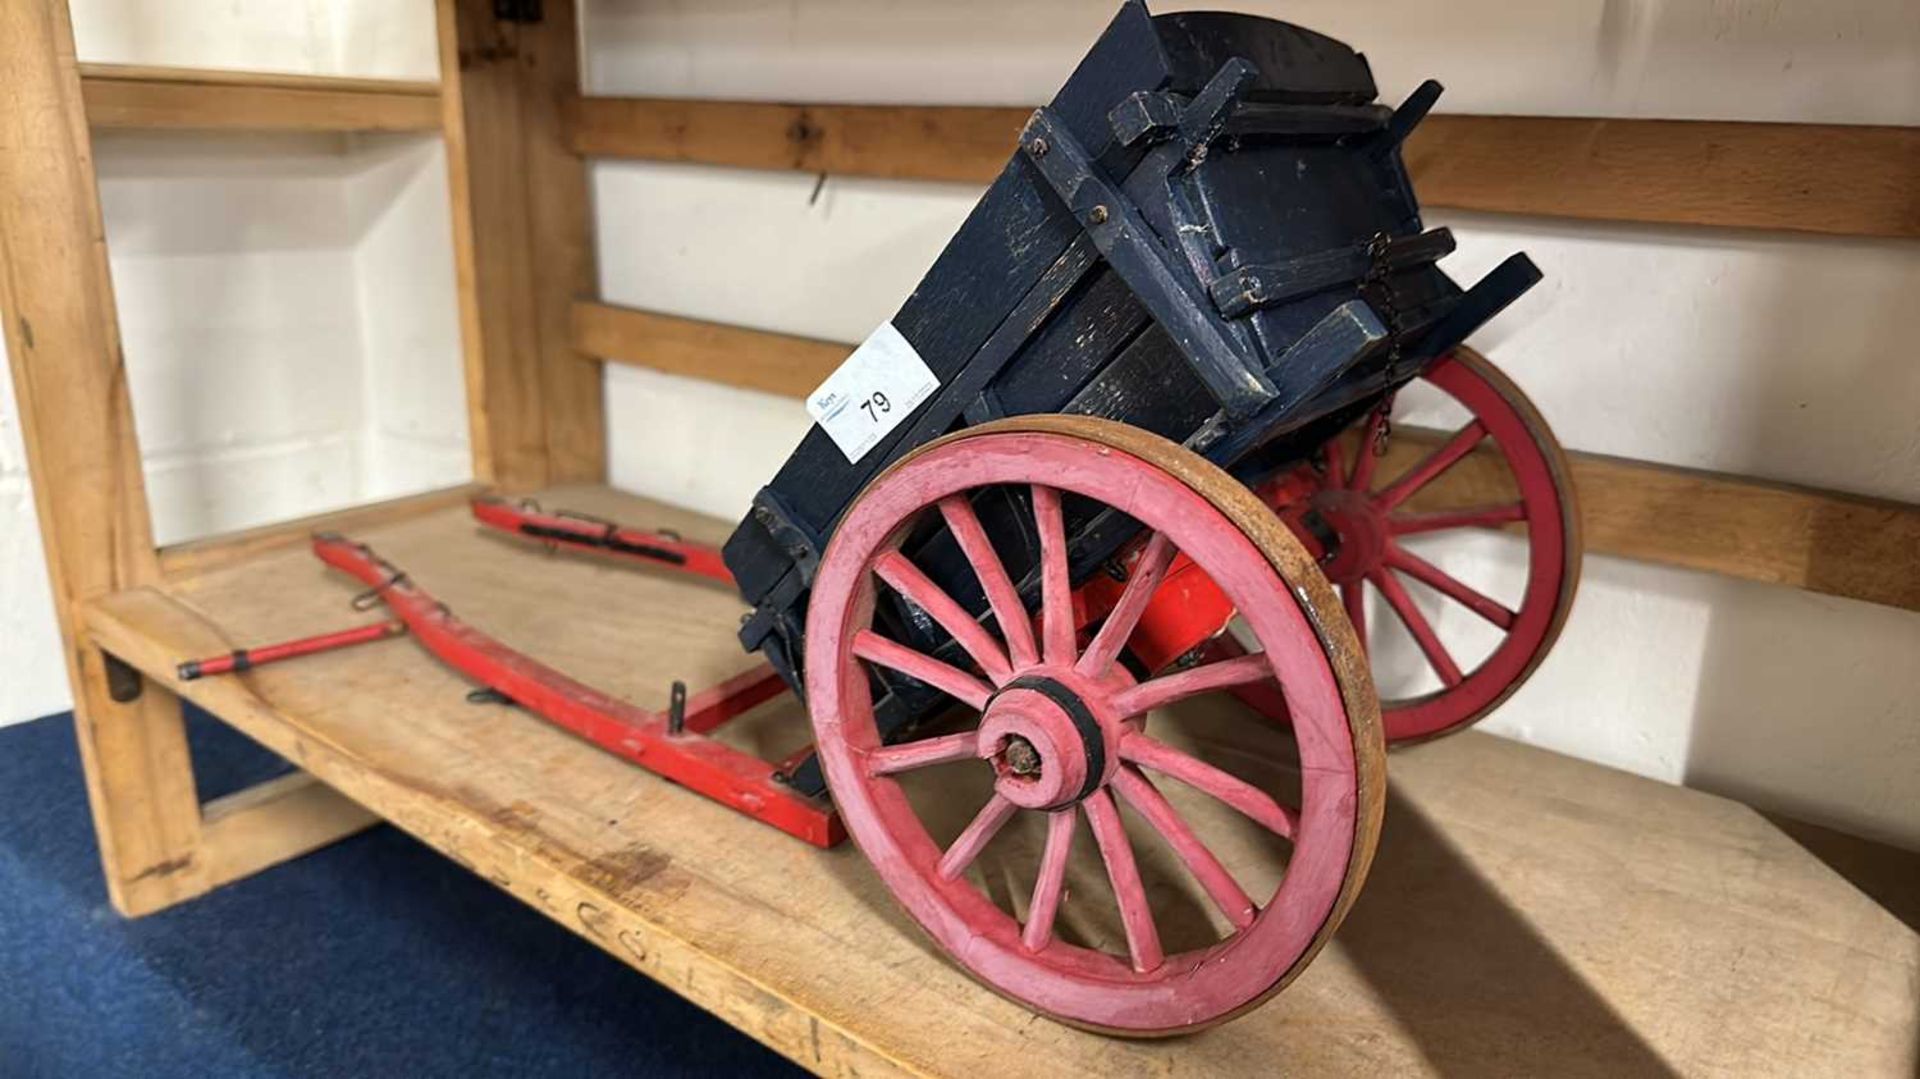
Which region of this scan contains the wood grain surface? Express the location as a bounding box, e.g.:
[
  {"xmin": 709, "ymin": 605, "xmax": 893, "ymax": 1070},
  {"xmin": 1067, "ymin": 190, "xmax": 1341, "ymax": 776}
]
[
  {"xmin": 80, "ymin": 61, "xmax": 441, "ymax": 132},
  {"xmin": 566, "ymin": 96, "xmax": 1920, "ymax": 239},
  {"xmin": 438, "ymin": 0, "xmax": 605, "ymax": 490},
  {"xmin": 0, "ymin": 0, "xmax": 203, "ymax": 916}
]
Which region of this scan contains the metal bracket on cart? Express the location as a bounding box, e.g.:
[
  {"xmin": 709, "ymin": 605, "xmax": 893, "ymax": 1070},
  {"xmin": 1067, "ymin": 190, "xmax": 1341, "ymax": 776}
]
[{"xmin": 1021, "ymin": 78, "xmax": 1277, "ymax": 420}]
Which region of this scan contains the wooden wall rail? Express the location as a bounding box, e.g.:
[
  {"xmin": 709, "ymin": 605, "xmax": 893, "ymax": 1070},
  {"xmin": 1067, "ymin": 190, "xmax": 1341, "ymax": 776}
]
[
  {"xmin": 573, "ymin": 299, "xmax": 1920, "ymax": 612},
  {"xmin": 571, "ymin": 301, "xmax": 852, "ymax": 400},
  {"xmin": 566, "ymin": 96, "xmax": 1920, "ymax": 240},
  {"xmin": 79, "ymin": 62, "xmax": 441, "ymax": 132},
  {"xmin": 566, "ymin": 97, "xmax": 1030, "ymax": 185}
]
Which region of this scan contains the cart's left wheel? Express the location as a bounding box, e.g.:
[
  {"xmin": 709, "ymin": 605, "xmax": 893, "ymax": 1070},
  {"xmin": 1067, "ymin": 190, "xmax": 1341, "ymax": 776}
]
[
  {"xmin": 805, "ymin": 415, "xmax": 1383, "ymax": 1036},
  {"xmin": 1277, "ymin": 347, "xmax": 1581, "ymax": 743}
]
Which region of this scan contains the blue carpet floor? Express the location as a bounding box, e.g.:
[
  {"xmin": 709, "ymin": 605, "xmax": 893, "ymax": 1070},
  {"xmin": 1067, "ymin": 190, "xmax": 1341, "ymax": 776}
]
[{"xmin": 0, "ymin": 708, "xmax": 801, "ymax": 1078}]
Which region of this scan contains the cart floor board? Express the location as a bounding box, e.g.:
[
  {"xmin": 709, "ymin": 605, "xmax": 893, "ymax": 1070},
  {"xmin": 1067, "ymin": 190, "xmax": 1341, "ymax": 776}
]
[{"xmin": 81, "ymin": 485, "xmax": 1916, "ymax": 1077}]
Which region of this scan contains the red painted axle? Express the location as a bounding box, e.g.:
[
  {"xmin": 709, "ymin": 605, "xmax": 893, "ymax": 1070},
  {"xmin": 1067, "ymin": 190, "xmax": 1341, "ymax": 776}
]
[
  {"xmin": 470, "ymin": 498, "xmax": 733, "ymax": 584},
  {"xmin": 177, "ymin": 619, "xmax": 407, "ymax": 681},
  {"xmin": 311, "ymin": 532, "xmax": 842, "ymax": 847}
]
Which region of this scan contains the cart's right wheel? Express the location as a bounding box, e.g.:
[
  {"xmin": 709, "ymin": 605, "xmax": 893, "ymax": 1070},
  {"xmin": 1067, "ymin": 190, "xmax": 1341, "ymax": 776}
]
[{"xmin": 805, "ymin": 415, "xmax": 1383, "ymax": 1036}]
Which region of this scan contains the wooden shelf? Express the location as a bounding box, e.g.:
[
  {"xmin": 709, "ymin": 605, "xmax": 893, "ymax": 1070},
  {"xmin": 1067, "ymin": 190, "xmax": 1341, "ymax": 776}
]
[
  {"xmin": 76, "ymin": 485, "xmax": 1916, "ymax": 1076},
  {"xmin": 79, "ymin": 62, "xmax": 441, "ymax": 132}
]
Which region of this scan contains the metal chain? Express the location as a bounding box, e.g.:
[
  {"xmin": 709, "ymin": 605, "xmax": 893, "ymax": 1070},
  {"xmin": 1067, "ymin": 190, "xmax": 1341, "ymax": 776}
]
[
  {"xmin": 1370, "ymin": 393, "xmax": 1395, "ymax": 457},
  {"xmin": 1364, "ymin": 230, "xmax": 1405, "ymax": 367}
]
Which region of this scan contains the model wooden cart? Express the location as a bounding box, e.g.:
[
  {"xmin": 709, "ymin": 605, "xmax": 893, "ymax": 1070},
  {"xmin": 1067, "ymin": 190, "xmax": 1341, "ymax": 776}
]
[
  {"xmin": 674, "ymin": 5, "xmax": 1584, "ymax": 1033},
  {"xmin": 4, "ymin": 0, "xmax": 1915, "ymax": 1072}
]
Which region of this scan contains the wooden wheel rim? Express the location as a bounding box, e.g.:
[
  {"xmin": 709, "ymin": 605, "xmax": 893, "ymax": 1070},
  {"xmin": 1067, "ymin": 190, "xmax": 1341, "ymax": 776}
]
[
  {"xmin": 1304, "ymin": 348, "xmax": 1581, "ymax": 743},
  {"xmin": 806, "ymin": 416, "xmax": 1383, "ymax": 1035}
]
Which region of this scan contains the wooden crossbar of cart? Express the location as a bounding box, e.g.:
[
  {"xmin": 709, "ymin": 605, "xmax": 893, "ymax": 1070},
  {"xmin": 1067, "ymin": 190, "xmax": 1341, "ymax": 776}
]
[{"xmin": 3, "ymin": 0, "xmax": 1917, "ymax": 1074}]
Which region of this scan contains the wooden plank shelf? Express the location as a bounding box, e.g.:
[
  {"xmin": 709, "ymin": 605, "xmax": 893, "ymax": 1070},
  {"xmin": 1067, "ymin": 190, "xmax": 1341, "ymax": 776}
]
[
  {"xmin": 79, "ymin": 62, "xmax": 441, "ymax": 132},
  {"xmin": 574, "ymin": 301, "xmax": 1920, "ymax": 614},
  {"xmin": 77, "ymin": 485, "xmax": 1918, "ymax": 1077},
  {"xmin": 566, "ymin": 96, "xmax": 1920, "ymax": 239}
]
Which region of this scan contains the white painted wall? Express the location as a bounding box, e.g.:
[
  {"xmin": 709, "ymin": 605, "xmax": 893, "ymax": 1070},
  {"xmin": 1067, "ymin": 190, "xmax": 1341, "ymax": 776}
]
[
  {"xmin": 69, "ymin": 0, "xmax": 438, "ymax": 82},
  {"xmin": 585, "ymin": 0, "xmax": 1920, "ymax": 849},
  {"xmin": 347, "ymin": 135, "xmax": 473, "ymax": 500},
  {"xmin": 0, "ymin": 347, "xmax": 70, "ymax": 726},
  {"xmin": 93, "ymin": 130, "xmax": 468, "ymax": 546},
  {"xmin": 0, "ymin": 5, "xmax": 458, "ymax": 726},
  {"xmin": 102, "ymin": 131, "xmax": 370, "ymax": 545}
]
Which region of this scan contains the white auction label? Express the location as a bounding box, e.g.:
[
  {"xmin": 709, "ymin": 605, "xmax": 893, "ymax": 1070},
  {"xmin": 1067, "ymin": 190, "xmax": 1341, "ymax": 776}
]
[{"xmin": 806, "ymin": 322, "xmax": 940, "ymax": 464}]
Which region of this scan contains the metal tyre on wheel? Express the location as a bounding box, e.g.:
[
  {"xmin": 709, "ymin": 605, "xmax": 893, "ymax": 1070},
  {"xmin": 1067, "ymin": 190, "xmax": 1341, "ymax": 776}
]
[{"xmin": 805, "ymin": 415, "xmax": 1384, "ymax": 1035}]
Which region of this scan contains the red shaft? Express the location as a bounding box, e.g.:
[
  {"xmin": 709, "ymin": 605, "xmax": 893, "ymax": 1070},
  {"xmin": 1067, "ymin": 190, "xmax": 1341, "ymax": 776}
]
[
  {"xmin": 469, "ymin": 498, "xmax": 733, "ymax": 584},
  {"xmin": 177, "ymin": 620, "xmax": 406, "ymax": 681},
  {"xmin": 311, "ymin": 533, "xmax": 841, "ymax": 847}
]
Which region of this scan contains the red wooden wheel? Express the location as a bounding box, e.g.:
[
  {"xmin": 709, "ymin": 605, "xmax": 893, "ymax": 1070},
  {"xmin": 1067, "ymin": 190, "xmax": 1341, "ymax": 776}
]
[
  {"xmin": 1275, "ymin": 347, "xmax": 1581, "ymax": 743},
  {"xmin": 805, "ymin": 415, "xmax": 1383, "ymax": 1035}
]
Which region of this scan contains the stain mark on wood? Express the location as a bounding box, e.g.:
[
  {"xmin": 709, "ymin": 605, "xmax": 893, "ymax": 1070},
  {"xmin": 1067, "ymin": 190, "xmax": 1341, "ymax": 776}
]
[
  {"xmin": 129, "ymin": 854, "xmax": 194, "ymax": 882},
  {"xmin": 578, "ymin": 844, "xmax": 675, "ymax": 904}
]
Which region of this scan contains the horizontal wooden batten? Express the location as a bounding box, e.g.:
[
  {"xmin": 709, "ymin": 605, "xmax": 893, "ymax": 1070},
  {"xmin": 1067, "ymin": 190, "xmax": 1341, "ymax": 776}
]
[
  {"xmin": 80, "ymin": 62, "xmax": 441, "ymax": 132},
  {"xmin": 572, "ymin": 300, "xmax": 850, "ymax": 399},
  {"xmin": 566, "ymin": 96, "xmax": 1029, "ymax": 185},
  {"xmin": 566, "ymin": 96, "xmax": 1920, "ymax": 239},
  {"xmin": 198, "ymin": 772, "xmax": 380, "ymax": 888},
  {"xmin": 574, "ymin": 301, "xmax": 1920, "ymax": 611},
  {"xmin": 1404, "ymin": 115, "xmax": 1918, "ymax": 240},
  {"xmin": 1382, "ymin": 432, "xmax": 1920, "ymax": 613}
]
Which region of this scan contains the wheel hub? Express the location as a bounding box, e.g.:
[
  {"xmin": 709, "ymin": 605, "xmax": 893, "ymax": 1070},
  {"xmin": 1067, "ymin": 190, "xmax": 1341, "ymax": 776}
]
[
  {"xmin": 1308, "ymin": 488, "xmax": 1388, "ymax": 585},
  {"xmin": 1002, "ymin": 735, "xmax": 1042, "ymax": 777},
  {"xmin": 976, "ymin": 675, "xmax": 1115, "ymax": 810}
]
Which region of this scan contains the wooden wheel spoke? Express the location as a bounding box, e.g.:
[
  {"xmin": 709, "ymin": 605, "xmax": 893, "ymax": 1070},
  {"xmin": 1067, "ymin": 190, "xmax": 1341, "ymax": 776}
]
[
  {"xmin": 1369, "ymin": 569, "xmax": 1465, "ymax": 686},
  {"xmin": 1021, "ymin": 809, "xmax": 1077, "ymax": 951},
  {"xmin": 1111, "ymin": 652, "xmax": 1274, "ymax": 718},
  {"xmin": 853, "ymin": 630, "xmax": 993, "ymax": 711},
  {"xmin": 1350, "ymin": 411, "xmax": 1386, "ymax": 492},
  {"xmin": 1112, "ymin": 765, "xmax": 1256, "ymax": 931},
  {"xmin": 1321, "ymin": 438, "xmax": 1348, "ymax": 490},
  {"xmin": 1082, "ymin": 789, "xmax": 1163, "ymax": 973},
  {"xmin": 1077, "ymin": 532, "xmax": 1177, "ymax": 678},
  {"xmin": 937, "ymin": 794, "xmax": 1017, "ymax": 881},
  {"xmin": 874, "ymin": 550, "xmax": 1013, "ymax": 684},
  {"xmin": 866, "ymin": 731, "xmax": 981, "ymax": 777},
  {"xmin": 1388, "ymin": 501, "xmax": 1526, "ymax": 536},
  {"xmin": 1386, "ymin": 543, "xmax": 1515, "ymax": 630},
  {"xmin": 1030, "ymin": 485, "xmax": 1077, "ymax": 665},
  {"xmin": 1376, "ymin": 420, "xmax": 1487, "ymax": 510},
  {"xmin": 1342, "ymin": 580, "xmax": 1367, "ymax": 654},
  {"xmin": 1118, "ymin": 732, "xmax": 1297, "ymax": 839},
  {"xmin": 939, "ymin": 495, "xmax": 1039, "ymax": 669}
]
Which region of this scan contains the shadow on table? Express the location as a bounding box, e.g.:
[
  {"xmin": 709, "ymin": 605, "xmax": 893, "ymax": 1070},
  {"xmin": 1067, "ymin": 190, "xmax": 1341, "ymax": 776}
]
[
  {"xmin": 1336, "ymin": 787, "xmax": 1678, "ymax": 1078},
  {"xmin": 1759, "ymin": 812, "xmax": 1920, "ymax": 934}
]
